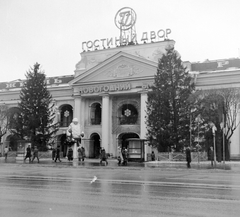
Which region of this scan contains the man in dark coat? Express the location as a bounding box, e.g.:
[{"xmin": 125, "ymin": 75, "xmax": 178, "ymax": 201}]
[
  {"xmin": 24, "ymin": 145, "xmax": 32, "ymax": 163},
  {"xmin": 55, "ymin": 146, "xmax": 61, "ymax": 162},
  {"xmin": 186, "ymin": 146, "xmax": 191, "ymax": 168},
  {"xmin": 32, "ymin": 146, "xmax": 40, "ymax": 163}
]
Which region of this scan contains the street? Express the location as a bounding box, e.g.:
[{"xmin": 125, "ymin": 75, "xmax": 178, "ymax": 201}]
[{"xmin": 0, "ymin": 160, "xmax": 240, "ymax": 217}]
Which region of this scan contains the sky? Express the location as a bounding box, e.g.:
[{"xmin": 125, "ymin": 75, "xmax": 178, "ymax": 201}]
[{"xmin": 0, "ymin": 0, "xmax": 240, "ymax": 82}]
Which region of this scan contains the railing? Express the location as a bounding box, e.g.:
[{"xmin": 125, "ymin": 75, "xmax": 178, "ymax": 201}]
[{"xmin": 156, "ymin": 152, "xmax": 208, "ymax": 161}]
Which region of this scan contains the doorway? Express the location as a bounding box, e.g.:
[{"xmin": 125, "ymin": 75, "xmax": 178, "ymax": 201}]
[{"xmin": 89, "ymin": 133, "xmax": 101, "ymax": 158}]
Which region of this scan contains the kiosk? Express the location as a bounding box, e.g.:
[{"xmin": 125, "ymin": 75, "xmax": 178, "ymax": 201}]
[{"xmin": 126, "ymin": 138, "xmax": 147, "ymax": 162}]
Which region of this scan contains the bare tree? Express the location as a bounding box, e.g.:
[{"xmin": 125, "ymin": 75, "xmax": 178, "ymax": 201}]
[{"xmin": 190, "ymin": 87, "xmax": 240, "ymax": 160}]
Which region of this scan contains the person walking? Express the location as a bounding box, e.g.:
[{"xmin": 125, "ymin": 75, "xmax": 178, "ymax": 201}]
[
  {"xmin": 32, "ymin": 146, "xmax": 40, "ymax": 163},
  {"xmin": 24, "ymin": 145, "xmax": 32, "ymax": 163},
  {"xmin": 117, "ymin": 146, "xmax": 123, "ymax": 166},
  {"xmin": 52, "ymin": 148, "xmax": 56, "ymax": 161},
  {"xmin": 209, "ymin": 146, "xmax": 214, "ymax": 167},
  {"xmin": 186, "ymin": 146, "xmax": 191, "ymax": 168},
  {"xmin": 100, "ymin": 148, "xmax": 108, "ymax": 165},
  {"xmin": 122, "ymin": 148, "xmax": 128, "ymax": 166},
  {"xmin": 4, "ymin": 146, "xmax": 9, "ymax": 161},
  {"xmin": 67, "ymin": 147, "xmax": 73, "ymax": 161},
  {"xmin": 151, "ymin": 151, "xmax": 156, "ymax": 161},
  {"xmin": 78, "ymin": 146, "xmax": 85, "ymax": 161},
  {"xmin": 54, "ymin": 146, "xmax": 61, "ymax": 162}
]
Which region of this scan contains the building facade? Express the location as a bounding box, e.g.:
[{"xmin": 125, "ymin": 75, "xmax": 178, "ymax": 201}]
[{"xmin": 1, "ymin": 40, "xmax": 240, "ymax": 160}]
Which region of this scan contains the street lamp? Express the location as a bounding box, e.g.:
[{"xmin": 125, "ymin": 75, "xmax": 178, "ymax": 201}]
[
  {"xmin": 212, "ymin": 124, "xmax": 217, "ymax": 168},
  {"xmin": 220, "ymin": 119, "xmax": 226, "ymax": 169}
]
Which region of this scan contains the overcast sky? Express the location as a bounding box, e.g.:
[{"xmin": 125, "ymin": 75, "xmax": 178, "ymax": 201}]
[{"xmin": 0, "ymin": 0, "xmax": 240, "ymax": 82}]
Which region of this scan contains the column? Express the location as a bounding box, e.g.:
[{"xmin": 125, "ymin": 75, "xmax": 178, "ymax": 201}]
[
  {"xmin": 101, "ymin": 94, "xmax": 109, "ymax": 152},
  {"xmin": 74, "ymin": 96, "xmax": 82, "ymax": 124},
  {"xmin": 230, "ymin": 110, "xmax": 240, "ymax": 158},
  {"xmin": 73, "ymin": 96, "xmax": 82, "ymax": 158},
  {"xmin": 140, "ymin": 91, "xmax": 149, "ymax": 161}
]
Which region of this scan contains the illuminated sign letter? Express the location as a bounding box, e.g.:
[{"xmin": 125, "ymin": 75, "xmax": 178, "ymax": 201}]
[
  {"xmin": 100, "ymin": 38, "xmax": 106, "ymax": 48},
  {"xmin": 107, "ymin": 38, "xmax": 113, "ymax": 47},
  {"xmin": 157, "ymin": 29, "xmax": 165, "ymax": 38},
  {"xmin": 166, "ymin": 29, "xmax": 171, "ymax": 38},
  {"xmin": 94, "ymin": 40, "xmax": 100, "ymax": 48},
  {"xmin": 82, "ymin": 42, "xmax": 87, "ymax": 51},
  {"xmin": 150, "ymin": 31, "xmax": 156, "ymax": 41},
  {"xmin": 86, "ymin": 41, "xmax": 93, "ymax": 49},
  {"xmin": 141, "ymin": 32, "xmax": 148, "ymax": 43}
]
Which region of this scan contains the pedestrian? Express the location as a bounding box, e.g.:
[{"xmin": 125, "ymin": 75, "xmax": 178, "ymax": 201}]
[
  {"xmin": 78, "ymin": 146, "xmax": 85, "ymax": 161},
  {"xmin": 4, "ymin": 146, "xmax": 9, "ymax": 161},
  {"xmin": 151, "ymin": 151, "xmax": 155, "ymax": 161},
  {"xmin": 67, "ymin": 147, "xmax": 73, "ymax": 161},
  {"xmin": 209, "ymin": 146, "xmax": 214, "ymax": 167},
  {"xmin": 122, "ymin": 148, "xmax": 128, "ymax": 166},
  {"xmin": 52, "ymin": 148, "xmax": 56, "ymax": 161},
  {"xmin": 24, "ymin": 145, "xmax": 32, "ymax": 163},
  {"xmin": 100, "ymin": 148, "xmax": 108, "ymax": 165},
  {"xmin": 186, "ymin": 146, "xmax": 191, "ymax": 168},
  {"xmin": 32, "ymin": 146, "xmax": 40, "ymax": 163},
  {"xmin": 55, "ymin": 146, "xmax": 61, "ymax": 162},
  {"xmin": 117, "ymin": 146, "xmax": 123, "ymax": 166}
]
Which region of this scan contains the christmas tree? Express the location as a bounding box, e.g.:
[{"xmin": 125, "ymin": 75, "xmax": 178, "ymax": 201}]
[
  {"xmin": 14, "ymin": 63, "xmax": 59, "ymax": 151},
  {"xmin": 146, "ymin": 46, "xmax": 195, "ymax": 152}
]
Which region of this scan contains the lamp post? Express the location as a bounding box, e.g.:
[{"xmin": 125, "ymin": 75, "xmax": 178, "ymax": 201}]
[
  {"xmin": 220, "ymin": 118, "xmax": 225, "ymax": 169},
  {"xmin": 212, "ymin": 124, "xmax": 217, "ymax": 168},
  {"xmin": 196, "ymin": 115, "xmax": 201, "ymax": 164}
]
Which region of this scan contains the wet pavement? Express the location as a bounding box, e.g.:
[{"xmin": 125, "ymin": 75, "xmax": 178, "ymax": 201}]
[{"xmin": 1, "ymin": 157, "xmax": 240, "ymax": 216}]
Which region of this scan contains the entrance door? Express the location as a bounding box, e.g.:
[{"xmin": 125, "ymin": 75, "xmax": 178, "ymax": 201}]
[{"xmin": 89, "ymin": 133, "xmax": 100, "ymax": 158}]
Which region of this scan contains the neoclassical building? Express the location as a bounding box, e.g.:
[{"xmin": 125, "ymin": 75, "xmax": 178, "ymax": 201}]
[{"xmin": 1, "ymin": 39, "xmax": 240, "ymax": 160}]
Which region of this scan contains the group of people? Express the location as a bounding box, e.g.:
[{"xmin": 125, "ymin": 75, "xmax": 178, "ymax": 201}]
[{"xmin": 24, "ymin": 145, "xmax": 40, "ymax": 163}]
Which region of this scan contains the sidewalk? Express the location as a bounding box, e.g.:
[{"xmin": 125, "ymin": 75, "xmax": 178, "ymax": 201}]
[{"xmin": 1, "ymin": 156, "xmax": 240, "ymax": 170}]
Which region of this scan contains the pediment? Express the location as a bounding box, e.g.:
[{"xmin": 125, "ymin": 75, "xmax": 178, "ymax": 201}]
[{"xmin": 70, "ymin": 52, "xmax": 157, "ymax": 85}]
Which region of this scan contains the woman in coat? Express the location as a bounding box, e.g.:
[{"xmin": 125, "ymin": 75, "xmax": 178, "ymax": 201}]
[{"xmin": 209, "ymin": 146, "xmax": 214, "ymax": 167}]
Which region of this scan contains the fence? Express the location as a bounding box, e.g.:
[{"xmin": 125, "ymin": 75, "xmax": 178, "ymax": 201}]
[{"xmin": 156, "ymin": 152, "xmax": 208, "ymax": 162}]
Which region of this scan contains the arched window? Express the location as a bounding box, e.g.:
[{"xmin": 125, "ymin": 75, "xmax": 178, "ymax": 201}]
[
  {"xmin": 119, "ymin": 104, "xmax": 138, "ymax": 125},
  {"xmin": 90, "ymin": 103, "xmax": 101, "ymax": 125},
  {"xmin": 60, "ymin": 105, "xmax": 73, "ymax": 127}
]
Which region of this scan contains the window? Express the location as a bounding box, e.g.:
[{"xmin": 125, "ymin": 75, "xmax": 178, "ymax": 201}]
[
  {"xmin": 119, "ymin": 104, "xmax": 138, "ymax": 125},
  {"xmin": 90, "ymin": 103, "xmax": 101, "ymax": 125},
  {"xmin": 60, "ymin": 105, "xmax": 73, "ymax": 127}
]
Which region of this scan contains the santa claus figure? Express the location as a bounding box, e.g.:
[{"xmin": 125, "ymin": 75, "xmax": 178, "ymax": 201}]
[{"xmin": 67, "ymin": 118, "xmax": 84, "ymax": 158}]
